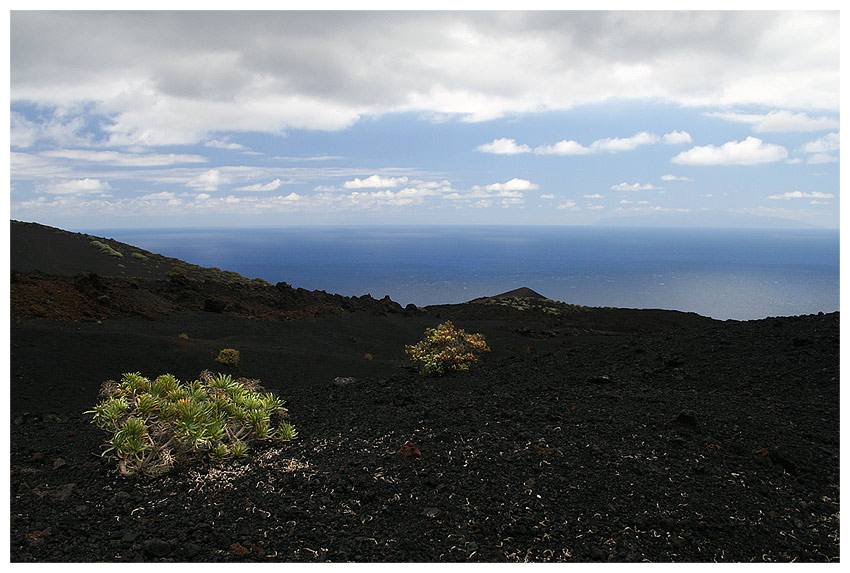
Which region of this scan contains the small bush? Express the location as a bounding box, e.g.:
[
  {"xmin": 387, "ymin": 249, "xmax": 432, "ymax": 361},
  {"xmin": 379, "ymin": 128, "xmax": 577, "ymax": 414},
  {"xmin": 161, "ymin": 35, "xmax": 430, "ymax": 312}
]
[
  {"xmin": 89, "ymin": 240, "xmax": 123, "ymax": 258},
  {"xmin": 85, "ymin": 371, "xmax": 296, "ymax": 477},
  {"xmin": 130, "ymin": 252, "xmax": 148, "ymax": 261},
  {"xmin": 405, "ymin": 321, "xmax": 490, "ymax": 377},
  {"xmin": 216, "ymin": 348, "xmax": 240, "ymax": 367}
]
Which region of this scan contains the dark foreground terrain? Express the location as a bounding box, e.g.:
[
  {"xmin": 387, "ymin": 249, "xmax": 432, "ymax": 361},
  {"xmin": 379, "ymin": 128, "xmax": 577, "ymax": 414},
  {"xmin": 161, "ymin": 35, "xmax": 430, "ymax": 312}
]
[{"xmin": 9, "ymin": 221, "xmax": 840, "ymax": 562}]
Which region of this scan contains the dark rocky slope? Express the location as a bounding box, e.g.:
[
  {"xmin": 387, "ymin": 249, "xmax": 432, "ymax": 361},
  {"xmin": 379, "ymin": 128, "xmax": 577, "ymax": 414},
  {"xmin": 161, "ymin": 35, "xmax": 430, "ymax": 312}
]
[{"xmin": 9, "ymin": 220, "xmax": 840, "ymax": 562}]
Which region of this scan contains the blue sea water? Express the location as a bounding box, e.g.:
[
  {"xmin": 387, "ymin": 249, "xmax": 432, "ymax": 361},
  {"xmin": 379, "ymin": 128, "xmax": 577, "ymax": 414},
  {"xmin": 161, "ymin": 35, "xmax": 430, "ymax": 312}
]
[{"xmin": 94, "ymin": 226, "xmax": 839, "ymax": 321}]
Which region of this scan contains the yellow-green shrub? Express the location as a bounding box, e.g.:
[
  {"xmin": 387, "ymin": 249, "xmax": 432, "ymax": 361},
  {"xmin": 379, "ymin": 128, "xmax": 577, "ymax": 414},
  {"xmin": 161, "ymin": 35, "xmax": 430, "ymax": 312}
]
[
  {"xmin": 405, "ymin": 321, "xmax": 490, "ymax": 377},
  {"xmin": 216, "ymin": 348, "xmax": 240, "ymax": 367}
]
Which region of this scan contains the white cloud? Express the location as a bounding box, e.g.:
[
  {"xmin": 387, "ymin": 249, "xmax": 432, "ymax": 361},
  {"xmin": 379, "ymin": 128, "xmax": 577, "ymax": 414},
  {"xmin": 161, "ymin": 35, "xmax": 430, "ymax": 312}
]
[
  {"xmin": 186, "ymin": 168, "xmax": 230, "ymax": 191},
  {"xmin": 661, "ymin": 174, "xmax": 694, "ymax": 181},
  {"xmin": 540, "ymin": 193, "xmax": 554, "ymax": 199},
  {"xmin": 591, "ymin": 131, "xmax": 660, "ymax": 152},
  {"xmin": 204, "ymin": 138, "xmax": 248, "ymax": 150},
  {"xmin": 662, "ymin": 130, "xmax": 692, "ymax": 144},
  {"xmin": 41, "ymin": 149, "xmax": 208, "ymax": 166},
  {"xmin": 705, "ymin": 110, "xmax": 839, "ymax": 133},
  {"xmin": 807, "ymin": 153, "xmax": 839, "ymax": 165},
  {"xmin": 347, "ymin": 186, "xmax": 444, "ymax": 208},
  {"xmin": 557, "ymin": 201, "xmax": 578, "ymax": 210},
  {"xmin": 583, "ymin": 193, "xmax": 604, "ymax": 198},
  {"xmin": 140, "ymin": 191, "xmax": 175, "ymax": 200},
  {"xmin": 532, "ymin": 131, "xmax": 669, "ymax": 156},
  {"xmin": 343, "ymin": 175, "xmax": 410, "ymax": 189},
  {"xmin": 482, "ymin": 178, "xmax": 539, "ymax": 193},
  {"xmin": 611, "ymin": 182, "xmax": 661, "ymax": 191},
  {"xmin": 38, "ymin": 178, "xmax": 111, "ymax": 195},
  {"xmin": 533, "ymin": 140, "xmax": 592, "ymax": 156},
  {"xmin": 475, "ymin": 138, "xmax": 531, "ymax": 154},
  {"xmin": 767, "ymin": 190, "xmax": 835, "ymax": 200},
  {"xmin": 671, "ymin": 137, "xmax": 788, "ymax": 166},
  {"xmin": 235, "ymin": 179, "xmax": 283, "ymax": 192},
  {"xmin": 800, "ymin": 132, "xmax": 839, "ymax": 154}
]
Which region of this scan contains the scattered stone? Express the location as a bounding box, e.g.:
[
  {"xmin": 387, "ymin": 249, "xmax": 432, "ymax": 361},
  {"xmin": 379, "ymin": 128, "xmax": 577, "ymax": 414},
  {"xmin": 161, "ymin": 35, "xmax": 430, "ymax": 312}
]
[
  {"xmin": 122, "ymin": 531, "xmax": 139, "ymax": 544},
  {"xmin": 52, "ymin": 457, "xmax": 68, "ymax": 469},
  {"xmin": 143, "ymin": 538, "xmax": 173, "ymax": 558},
  {"xmin": 395, "ymin": 442, "xmax": 422, "ymax": 459},
  {"xmin": 333, "ymin": 377, "xmax": 357, "ymax": 387},
  {"xmin": 228, "ymin": 542, "xmax": 251, "ymax": 557},
  {"xmin": 25, "ymin": 529, "xmax": 51, "ymax": 547},
  {"xmin": 175, "ymin": 542, "xmax": 201, "ymax": 560},
  {"xmin": 587, "ymin": 375, "xmax": 612, "ymax": 384},
  {"xmin": 666, "ymin": 410, "xmax": 699, "ymax": 431},
  {"xmin": 423, "ymin": 507, "xmax": 441, "ymax": 518}
]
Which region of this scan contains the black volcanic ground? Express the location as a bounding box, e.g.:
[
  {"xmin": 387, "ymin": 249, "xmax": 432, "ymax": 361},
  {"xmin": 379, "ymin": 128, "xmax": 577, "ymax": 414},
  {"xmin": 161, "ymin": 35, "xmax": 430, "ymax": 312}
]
[{"xmin": 8, "ymin": 220, "xmax": 840, "ymax": 563}]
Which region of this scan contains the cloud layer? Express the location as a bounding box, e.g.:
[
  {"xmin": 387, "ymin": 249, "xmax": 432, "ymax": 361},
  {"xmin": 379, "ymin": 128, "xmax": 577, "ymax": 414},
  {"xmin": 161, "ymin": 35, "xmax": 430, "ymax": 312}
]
[{"xmin": 11, "ymin": 11, "xmax": 839, "ymax": 148}]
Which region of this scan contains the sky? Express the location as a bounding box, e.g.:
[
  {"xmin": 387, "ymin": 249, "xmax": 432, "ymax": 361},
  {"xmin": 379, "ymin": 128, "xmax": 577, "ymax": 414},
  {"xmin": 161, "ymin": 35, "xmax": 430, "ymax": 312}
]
[{"xmin": 7, "ymin": 7, "xmax": 842, "ymax": 229}]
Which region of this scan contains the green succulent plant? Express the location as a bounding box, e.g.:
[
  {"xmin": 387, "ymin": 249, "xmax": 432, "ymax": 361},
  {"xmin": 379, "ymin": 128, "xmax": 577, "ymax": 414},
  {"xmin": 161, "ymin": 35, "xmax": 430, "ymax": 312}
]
[{"xmin": 86, "ymin": 372, "xmax": 295, "ymax": 477}]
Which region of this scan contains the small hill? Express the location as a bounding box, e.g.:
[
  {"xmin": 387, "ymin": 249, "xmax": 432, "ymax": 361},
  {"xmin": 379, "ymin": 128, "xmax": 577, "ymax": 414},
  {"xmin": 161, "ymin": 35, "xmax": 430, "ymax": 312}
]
[{"xmin": 469, "ymin": 287, "xmax": 549, "ymax": 302}]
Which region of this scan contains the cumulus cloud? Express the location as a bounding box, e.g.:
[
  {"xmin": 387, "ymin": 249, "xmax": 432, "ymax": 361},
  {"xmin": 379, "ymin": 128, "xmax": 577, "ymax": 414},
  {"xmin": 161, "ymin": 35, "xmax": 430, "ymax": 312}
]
[
  {"xmin": 611, "ymin": 182, "xmax": 661, "ymax": 191},
  {"xmin": 235, "ymin": 179, "xmax": 283, "ymax": 192},
  {"xmin": 492, "ymin": 130, "xmax": 677, "ymax": 157},
  {"xmin": 481, "ymin": 178, "xmax": 539, "ymax": 193},
  {"xmin": 475, "ymin": 138, "xmax": 531, "ymax": 154},
  {"xmin": 591, "ymin": 131, "xmax": 660, "ymax": 152},
  {"xmin": 186, "ymin": 168, "xmax": 230, "ymax": 191},
  {"xmin": 671, "ymin": 137, "xmax": 788, "ymax": 166},
  {"xmin": 662, "ymin": 130, "xmax": 692, "ymax": 144},
  {"xmin": 533, "ymin": 140, "xmax": 592, "ymax": 156},
  {"xmin": 532, "ymin": 132, "xmax": 666, "ymax": 155},
  {"xmin": 347, "ymin": 187, "xmax": 438, "ymax": 207},
  {"xmin": 343, "ymin": 175, "xmax": 410, "ymax": 189},
  {"xmin": 806, "ymin": 153, "xmax": 839, "ymax": 165},
  {"xmin": 801, "ymin": 132, "xmax": 840, "ymax": 153},
  {"xmin": 38, "ymin": 178, "xmax": 111, "ymax": 195},
  {"xmin": 705, "ymin": 110, "xmax": 839, "ymax": 133},
  {"xmin": 557, "ymin": 200, "xmax": 578, "ymax": 210},
  {"xmin": 583, "ymin": 193, "xmax": 604, "ymax": 198},
  {"xmin": 661, "ymin": 174, "xmax": 695, "ymax": 181},
  {"xmin": 767, "ymin": 190, "xmax": 835, "ymax": 200},
  {"xmin": 205, "ymin": 139, "xmax": 249, "ymax": 150},
  {"xmin": 10, "ymin": 11, "xmax": 838, "ymax": 146}
]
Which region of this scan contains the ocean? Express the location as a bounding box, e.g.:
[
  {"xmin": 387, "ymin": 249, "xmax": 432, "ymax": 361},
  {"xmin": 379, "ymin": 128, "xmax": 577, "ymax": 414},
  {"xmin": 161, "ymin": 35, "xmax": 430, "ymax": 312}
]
[{"xmin": 93, "ymin": 226, "xmax": 840, "ymax": 321}]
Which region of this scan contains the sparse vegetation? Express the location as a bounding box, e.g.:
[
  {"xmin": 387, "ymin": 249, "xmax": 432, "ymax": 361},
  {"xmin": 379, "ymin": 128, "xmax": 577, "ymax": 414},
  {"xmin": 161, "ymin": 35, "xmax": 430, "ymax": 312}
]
[
  {"xmin": 89, "ymin": 240, "xmax": 123, "ymax": 258},
  {"xmin": 216, "ymin": 348, "xmax": 240, "ymax": 367},
  {"xmin": 405, "ymin": 321, "xmax": 490, "ymax": 377},
  {"xmin": 85, "ymin": 371, "xmax": 296, "ymax": 477}
]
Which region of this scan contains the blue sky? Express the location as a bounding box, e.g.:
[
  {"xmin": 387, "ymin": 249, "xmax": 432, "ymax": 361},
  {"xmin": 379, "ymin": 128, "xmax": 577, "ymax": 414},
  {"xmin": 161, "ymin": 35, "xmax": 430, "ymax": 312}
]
[{"xmin": 8, "ymin": 8, "xmax": 841, "ymax": 229}]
